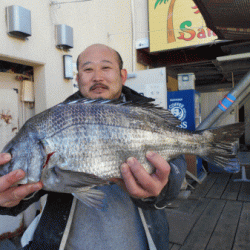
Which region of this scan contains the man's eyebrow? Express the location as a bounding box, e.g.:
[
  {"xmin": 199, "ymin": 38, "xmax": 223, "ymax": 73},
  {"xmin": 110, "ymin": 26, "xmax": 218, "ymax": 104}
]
[
  {"xmin": 81, "ymin": 61, "xmax": 91, "ymax": 67},
  {"xmin": 101, "ymin": 60, "xmax": 113, "ymax": 64},
  {"xmin": 81, "ymin": 60, "xmax": 113, "ymax": 68}
]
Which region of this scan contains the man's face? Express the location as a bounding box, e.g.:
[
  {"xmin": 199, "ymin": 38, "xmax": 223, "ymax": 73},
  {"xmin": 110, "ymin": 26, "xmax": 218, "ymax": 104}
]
[{"xmin": 77, "ymin": 45, "xmax": 127, "ymax": 100}]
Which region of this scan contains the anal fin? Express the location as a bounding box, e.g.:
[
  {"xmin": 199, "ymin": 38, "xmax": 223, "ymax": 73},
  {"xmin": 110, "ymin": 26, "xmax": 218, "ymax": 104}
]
[{"xmin": 73, "ymin": 188, "xmax": 106, "ymax": 208}]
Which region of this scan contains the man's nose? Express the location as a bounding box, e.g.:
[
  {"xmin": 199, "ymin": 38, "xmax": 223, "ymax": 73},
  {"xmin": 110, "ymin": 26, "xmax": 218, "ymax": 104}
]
[{"xmin": 93, "ymin": 69, "xmax": 103, "ymax": 81}]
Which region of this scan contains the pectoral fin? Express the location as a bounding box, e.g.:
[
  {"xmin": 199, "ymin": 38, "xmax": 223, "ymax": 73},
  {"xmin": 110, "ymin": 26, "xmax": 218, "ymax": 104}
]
[
  {"xmin": 53, "ymin": 167, "xmax": 108, "ymax": 208},
  {"xmin": 53, "ymin": 166, "xmax": 109, "ymax": 187}
]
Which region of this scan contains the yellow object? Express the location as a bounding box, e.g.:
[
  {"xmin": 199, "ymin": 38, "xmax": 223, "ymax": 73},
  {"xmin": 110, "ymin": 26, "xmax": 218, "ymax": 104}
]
[
  {"xmin": 148, "ymin": 0, "xmax": 218, "ymax": 52},
  {"xmin": 167, "ymin": 75, "xmax": 178, "ymax": 91}
]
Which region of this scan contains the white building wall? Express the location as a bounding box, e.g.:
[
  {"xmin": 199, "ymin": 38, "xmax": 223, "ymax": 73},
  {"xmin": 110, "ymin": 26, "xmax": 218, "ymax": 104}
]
[{"xmin": 0, "ymin": 0, "xmax": 148, "ymax": 113}]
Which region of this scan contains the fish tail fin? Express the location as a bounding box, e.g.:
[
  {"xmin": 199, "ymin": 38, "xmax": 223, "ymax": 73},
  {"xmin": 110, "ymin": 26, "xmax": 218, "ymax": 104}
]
[{"xmin": 199, "ymin": 122, "xmax": 244, "ymax": 172}]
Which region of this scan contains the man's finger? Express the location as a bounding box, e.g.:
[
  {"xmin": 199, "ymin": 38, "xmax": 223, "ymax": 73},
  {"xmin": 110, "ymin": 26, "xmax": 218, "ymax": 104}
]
[
  {"xmin": 146, "ymin": 151, "xmax": 170, "ymax": 182},
  {"xmin": 11, "ymin": 183, "xmax": 42, "ymax": 201},
  {"xmin": 0, "ymin": 170, "xmax": 25, "ymax": 192},
  {"xmin": 0, "ymin": 153, "xmax": 11, "ymax": 165},
  {"xmin": 121, "ymin": 163, "xmax": 149, "ymax": 198},
  {"xmin": 0, "ymin": 182, "xmax": 43, "ymax": 207},
  {"xmin": 125, "ymin": 157, "xmax": 151, "ymax": 182}
]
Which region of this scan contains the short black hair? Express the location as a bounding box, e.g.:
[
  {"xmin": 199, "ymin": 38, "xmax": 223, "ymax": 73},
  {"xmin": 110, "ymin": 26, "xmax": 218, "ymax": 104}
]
[{"xmin": 76, "ymin": 49, "xmax": 123, "ymax": 71}]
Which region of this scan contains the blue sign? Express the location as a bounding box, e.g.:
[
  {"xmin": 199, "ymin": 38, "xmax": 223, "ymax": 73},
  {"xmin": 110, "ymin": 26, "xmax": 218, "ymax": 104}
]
[{"xmin": 167, "ymin": 89, "xmax": 198, "ymax": 131}]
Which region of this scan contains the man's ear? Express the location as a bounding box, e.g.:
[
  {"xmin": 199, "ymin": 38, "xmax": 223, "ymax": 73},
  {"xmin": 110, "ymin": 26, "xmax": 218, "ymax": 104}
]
[
  {"xmin": 121, "ymin": 69, "xmax": 127, "ymax": 86},
  {"xmin": 76, "ymin": 73, "xmax": 79, "ymax": 83}
]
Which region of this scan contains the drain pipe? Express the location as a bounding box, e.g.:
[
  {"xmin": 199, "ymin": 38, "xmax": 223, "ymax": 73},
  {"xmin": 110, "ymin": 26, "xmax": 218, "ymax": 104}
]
[
  {"xmin": 130, "ymin": 0, "xmax": 136, "ymax": 72},
  {"xmin": 197, "ymin": 70, "xmax": 250, "ymax": 130}
]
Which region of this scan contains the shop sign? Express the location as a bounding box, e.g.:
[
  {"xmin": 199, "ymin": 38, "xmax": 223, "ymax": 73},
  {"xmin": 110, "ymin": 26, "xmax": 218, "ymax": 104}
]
[{"xmin": 148, "ymin": 0, "xmax": 218, "ymax": 52}]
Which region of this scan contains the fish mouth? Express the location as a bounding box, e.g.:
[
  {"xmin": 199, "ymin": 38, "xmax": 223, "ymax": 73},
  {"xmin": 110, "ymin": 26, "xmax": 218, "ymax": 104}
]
[{"xmin": 90, "ymin": 83, "xmax": 109, "ymax": 92}]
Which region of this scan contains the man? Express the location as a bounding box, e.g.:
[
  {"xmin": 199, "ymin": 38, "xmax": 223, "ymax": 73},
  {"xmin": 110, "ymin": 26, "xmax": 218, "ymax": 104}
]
[{"xmin": 0, "ymin": 44, "xmax": 187, "ymax": 249}]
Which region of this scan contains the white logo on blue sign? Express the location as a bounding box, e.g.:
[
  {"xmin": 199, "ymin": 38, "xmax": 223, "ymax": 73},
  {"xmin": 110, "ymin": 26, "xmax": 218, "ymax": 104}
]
[{"xmin": 169, "ymin": 103, "xmax": 186, "ymax": 121}]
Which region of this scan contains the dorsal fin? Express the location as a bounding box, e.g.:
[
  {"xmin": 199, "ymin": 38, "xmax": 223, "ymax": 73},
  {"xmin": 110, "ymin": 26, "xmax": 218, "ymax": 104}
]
[{"xmin": 60, "ymin": 97, "xmax": 181, "ymax": 127}]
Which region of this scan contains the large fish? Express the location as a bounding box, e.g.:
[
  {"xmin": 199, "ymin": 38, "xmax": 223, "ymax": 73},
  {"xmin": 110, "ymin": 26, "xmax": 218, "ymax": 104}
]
[{"xmin": 0, "ymin": 98, "xmax": 244, "ymax": 207}]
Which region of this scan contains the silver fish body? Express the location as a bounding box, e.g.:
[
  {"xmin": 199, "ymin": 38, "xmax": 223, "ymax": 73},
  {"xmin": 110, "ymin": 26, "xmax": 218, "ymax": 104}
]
[{"xmin": 0, "ymin": 98, "xmax": 244, "ymax": 206}]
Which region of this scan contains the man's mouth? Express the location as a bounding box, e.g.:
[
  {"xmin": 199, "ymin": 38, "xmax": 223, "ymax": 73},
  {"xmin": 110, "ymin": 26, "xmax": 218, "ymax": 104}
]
[{"xmin": 90, "ymin": 83, "xmax": 109, "ymax": 92}]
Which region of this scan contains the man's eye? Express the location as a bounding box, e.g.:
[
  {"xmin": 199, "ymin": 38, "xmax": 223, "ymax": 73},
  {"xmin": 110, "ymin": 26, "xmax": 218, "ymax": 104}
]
[{"xmin": 84, "ymin": 68, "xmax": 92, "ymax": 71}]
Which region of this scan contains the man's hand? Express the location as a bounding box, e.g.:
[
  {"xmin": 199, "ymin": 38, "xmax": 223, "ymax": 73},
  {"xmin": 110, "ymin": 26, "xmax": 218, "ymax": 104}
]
[
  {"xmin": 119, "ymin": 151, "xmax": 170, "ymax": 199},
  {"xmin": 0, "ymin": 153, "xmax": 43, "ymax": 208}
]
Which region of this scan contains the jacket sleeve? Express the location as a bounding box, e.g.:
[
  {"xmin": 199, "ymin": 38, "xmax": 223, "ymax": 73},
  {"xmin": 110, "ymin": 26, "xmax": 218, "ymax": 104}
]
[
  {"xmin": 0, "ymin": 190, "xmax": 47, "ymax": 216},
  {"xmin": 132, "ymin": 155, "xmax": 187, "ymax": 210}
]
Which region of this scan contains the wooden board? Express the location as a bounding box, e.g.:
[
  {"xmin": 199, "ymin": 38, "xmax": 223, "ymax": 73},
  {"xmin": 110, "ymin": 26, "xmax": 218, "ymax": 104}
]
[
  {"xmin": 206, "ymin": 201, "xmax": 242, "ymax": 250},
  {"xmin": 206, "ymin": 174, "xmax": 231, "ymax": 199},
  {"xmin": 221, "ymin": 176, "xmax": 242, "ymax": 201},
  {"xmin": 233, "ymin": 202, "xmax": 250, "ymax": 249},
  {"xmin": 181, "ymin": 199, "xmax": 226, "ymax": 250},
  {"xmin": 167, "ymin": 209, "xmax": 198, "ymax": 245},
  {"xmin": 172, "ymin": 199, "xmax": 203, "ymax": 214},
  {"xmin": 189, "ymin": 174, "xmax": 218, "ymax": 199},
  {"xmin": 170, "ymin": 244, "xmax": 181, "ymax": 250},
  {"xmin": 238, "ymin": 183, "xmax": 250, "ymax": 202}
]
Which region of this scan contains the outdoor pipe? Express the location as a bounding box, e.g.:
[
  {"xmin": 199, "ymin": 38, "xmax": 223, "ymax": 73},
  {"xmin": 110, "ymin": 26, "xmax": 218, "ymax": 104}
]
[{"xmin": 197, "ymin": 70, "xmax": 250, "ymax": 130}]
